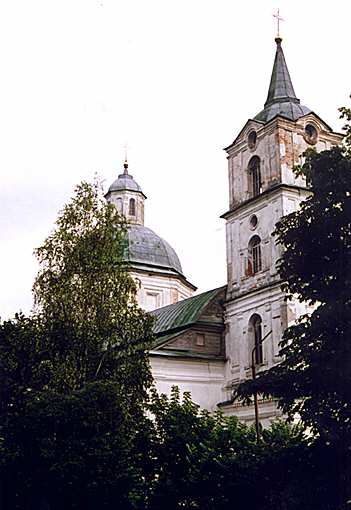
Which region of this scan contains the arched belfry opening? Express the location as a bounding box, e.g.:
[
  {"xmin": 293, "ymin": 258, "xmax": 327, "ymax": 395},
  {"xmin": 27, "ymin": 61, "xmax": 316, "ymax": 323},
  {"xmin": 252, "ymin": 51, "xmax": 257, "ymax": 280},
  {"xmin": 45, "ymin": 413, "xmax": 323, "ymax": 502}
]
[
  {"xmin": 116, "ymin": 197, "xmax": 123, "ymax": 214},
  {"xmin": 248, "ymin": 235, "xmax": 262, "ymax": 275},
  {"xmin": 248, "ymin": 156, "xmax": 261, "ymax": 197},
  {"xmin": 129, "ymin": 197, "xmax": 136, "ymax": 216},
  {"xmin": 248, "ymin": 314, "xmax": 263, "ymax": 365}
]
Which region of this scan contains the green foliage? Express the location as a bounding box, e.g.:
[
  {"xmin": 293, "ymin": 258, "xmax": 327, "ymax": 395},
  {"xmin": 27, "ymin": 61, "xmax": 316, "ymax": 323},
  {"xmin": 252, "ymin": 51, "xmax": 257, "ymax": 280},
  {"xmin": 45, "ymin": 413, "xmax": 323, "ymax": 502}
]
[
  {"xmin": 0, "ymin": 180, "xmax": 155, "ymax": 509},
  {"xmin": 32, "ymin": 180, "xmax": 154, "ymax": 395},
  {"xmin": 2, "ymin": 166, "xmax": 348, "ymax": 508},
  {"xmin": 277, "ymin": 146, "xmax": 351, "ymax": 306},
  {"xmin": 2, "ymin": 381, "xmax": 155, "ymax": 509},
  {"xmin": 147, "ymin": 388, "xmax": 333, "ymax": 510},
  {"xmin": 339, "ymin": 102, "xmax": 351, "ymax": 151}
]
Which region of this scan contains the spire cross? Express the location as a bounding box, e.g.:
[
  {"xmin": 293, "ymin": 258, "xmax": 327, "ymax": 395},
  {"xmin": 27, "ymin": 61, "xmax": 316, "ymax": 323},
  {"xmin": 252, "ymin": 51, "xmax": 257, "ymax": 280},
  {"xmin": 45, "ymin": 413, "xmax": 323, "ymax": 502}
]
[{"xmin": 273, "ymin": 8, "xmax": 284, "ymax": 38}]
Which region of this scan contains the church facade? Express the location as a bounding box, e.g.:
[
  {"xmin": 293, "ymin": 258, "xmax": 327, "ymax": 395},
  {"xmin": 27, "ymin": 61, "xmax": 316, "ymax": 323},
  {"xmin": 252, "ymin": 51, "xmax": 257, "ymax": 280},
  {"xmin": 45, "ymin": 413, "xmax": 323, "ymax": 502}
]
[{"xmin": 107, "ymin": 37, "xmax": 343, "ymax": 423}]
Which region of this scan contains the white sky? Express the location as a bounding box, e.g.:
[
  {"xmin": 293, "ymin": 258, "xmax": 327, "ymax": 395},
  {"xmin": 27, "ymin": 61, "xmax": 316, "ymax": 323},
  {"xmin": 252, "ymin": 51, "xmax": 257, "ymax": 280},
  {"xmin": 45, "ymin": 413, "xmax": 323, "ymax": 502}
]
[{"xmin": 1, "ymin": 0, "xmax": 350, "ymax": 320}]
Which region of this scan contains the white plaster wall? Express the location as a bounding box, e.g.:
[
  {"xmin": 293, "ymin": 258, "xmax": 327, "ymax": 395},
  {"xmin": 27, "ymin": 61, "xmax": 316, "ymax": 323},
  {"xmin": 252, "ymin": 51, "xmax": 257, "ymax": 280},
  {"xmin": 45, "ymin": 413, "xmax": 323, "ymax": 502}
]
[
  {"xmin": 226, "ymin": 190, "xmax": 282, "ymax": 296},
  {"xmin": 131, "ymin": 270, "xmax": 194, "ymax": 311},
  {"xmin": 150, "ymin": 354, "xmax": 226, "ymax": 412},
  {"xmin": 226, "ymin": 187, "xmax": 312, "ymax": 298},
  {"xmin": 223, "ymin": 188, "xmax": 313, "ymax": 392},
  {"xmin": 224, "ymin": 283, "xmax": 285, "ymax": 385},
  {"xmin": 221, "ymin": 399, "xmax": 283, "ymax": 427}
]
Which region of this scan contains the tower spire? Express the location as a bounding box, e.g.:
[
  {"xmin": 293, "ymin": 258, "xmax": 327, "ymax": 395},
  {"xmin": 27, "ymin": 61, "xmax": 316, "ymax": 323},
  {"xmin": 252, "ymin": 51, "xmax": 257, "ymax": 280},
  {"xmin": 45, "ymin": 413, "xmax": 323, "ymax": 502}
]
[
  {"xmin": 264, "ymin": 37, "xmax": 298, "ymax": 108},
  {"xmin": 254, "ymin": 35, "xmax": 311, "ymax": 123}
]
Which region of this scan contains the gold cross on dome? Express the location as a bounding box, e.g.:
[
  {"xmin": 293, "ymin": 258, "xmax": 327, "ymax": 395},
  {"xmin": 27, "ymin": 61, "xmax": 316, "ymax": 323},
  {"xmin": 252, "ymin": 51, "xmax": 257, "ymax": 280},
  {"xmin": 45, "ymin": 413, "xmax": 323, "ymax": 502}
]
[{"xmin": 273, "ymin": 8, "xmax": 284, "ymax": 38}]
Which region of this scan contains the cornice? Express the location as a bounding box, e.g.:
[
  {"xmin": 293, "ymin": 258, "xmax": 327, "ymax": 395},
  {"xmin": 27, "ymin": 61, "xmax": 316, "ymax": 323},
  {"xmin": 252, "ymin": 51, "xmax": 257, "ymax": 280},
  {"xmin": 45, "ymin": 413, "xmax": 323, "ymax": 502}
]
[{"xmin": 221, "ymin": 183, "xmax": 310, "ymax": 220}]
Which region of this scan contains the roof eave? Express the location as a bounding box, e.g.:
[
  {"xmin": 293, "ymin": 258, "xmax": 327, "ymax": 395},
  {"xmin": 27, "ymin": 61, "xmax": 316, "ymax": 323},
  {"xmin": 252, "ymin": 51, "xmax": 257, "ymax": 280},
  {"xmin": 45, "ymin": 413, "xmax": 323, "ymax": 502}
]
[
  {"xmin": 127, "ymin": 261, "xmax": 197, "ymax": 290},
  {"xmin": 105, "ymin": 189, "xmax": 147, "ymax": 200}
]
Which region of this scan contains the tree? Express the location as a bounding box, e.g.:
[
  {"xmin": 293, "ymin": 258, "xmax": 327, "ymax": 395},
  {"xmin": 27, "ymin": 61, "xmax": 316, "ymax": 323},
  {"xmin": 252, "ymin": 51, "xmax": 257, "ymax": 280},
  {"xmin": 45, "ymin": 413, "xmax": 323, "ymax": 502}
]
[
  {"xmin": 32, "ymin": 180, "xmax": 154, "ymax": 396},
  {"xmin": 147, "ymin": 387, "xmax": 330, "ymax": 510},
  {"xmin": 235, "ymin": 109, "xmax": 351, "ymax": 507},
  {"xmin": 0, "ymin": 180, "xmax": 156, "ymax": 509}
]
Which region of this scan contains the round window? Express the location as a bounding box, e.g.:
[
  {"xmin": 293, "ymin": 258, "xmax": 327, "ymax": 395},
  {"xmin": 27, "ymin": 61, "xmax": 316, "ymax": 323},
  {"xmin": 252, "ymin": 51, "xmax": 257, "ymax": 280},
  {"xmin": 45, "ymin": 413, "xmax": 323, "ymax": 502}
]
[
  {"xmin": 248, "ymin": 130, "xmax": 257, "ymax": 149},
  {"xmin": 304, "ymin": 124, "xmax": 318, "ymax": 145},
  {"xmin": 249, "ymin": 214, "xmax": 258, "ymax": 230}
]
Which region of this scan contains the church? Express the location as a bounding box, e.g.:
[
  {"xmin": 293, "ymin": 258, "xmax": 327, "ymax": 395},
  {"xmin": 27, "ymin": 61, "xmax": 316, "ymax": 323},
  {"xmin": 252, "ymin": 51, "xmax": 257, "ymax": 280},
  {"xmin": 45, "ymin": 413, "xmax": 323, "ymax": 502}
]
[{"xmin": 106, "ymin": 35, "xmax": 343, "ymax": 423}]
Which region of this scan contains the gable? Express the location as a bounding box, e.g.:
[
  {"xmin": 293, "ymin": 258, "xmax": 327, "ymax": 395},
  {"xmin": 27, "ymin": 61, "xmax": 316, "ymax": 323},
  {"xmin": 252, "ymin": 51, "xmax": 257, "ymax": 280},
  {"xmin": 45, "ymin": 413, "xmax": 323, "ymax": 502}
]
[
  {"xmin": 155, "ymin": 327, "xmax": 224, "ymax": 358},
  {"xmin": 296, "ymin": 111, "xmax": 336, "ymax": 134},
  {"xmin": 151, "ymin": 286, "xmax": 226, "ymax": 359},
  {"xmin": 224, "ymin": 119, "xmax": 265, "ymax": 151}
]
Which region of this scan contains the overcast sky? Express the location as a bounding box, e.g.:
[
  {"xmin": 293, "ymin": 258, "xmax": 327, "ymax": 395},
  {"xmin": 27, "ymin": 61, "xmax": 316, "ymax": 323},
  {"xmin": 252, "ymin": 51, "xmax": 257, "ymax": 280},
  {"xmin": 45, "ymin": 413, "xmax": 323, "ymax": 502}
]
[{"xmin": 1, "ymin": 0, "xmax": 350, "ymax": 319}]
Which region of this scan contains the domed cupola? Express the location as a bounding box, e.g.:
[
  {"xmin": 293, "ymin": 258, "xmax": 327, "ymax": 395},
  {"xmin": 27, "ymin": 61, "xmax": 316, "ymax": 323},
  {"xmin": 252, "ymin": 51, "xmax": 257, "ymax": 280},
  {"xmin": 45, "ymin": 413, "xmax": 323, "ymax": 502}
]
[
  {"xmin": 105, "ymin": 160, "xmax": 146, "ymax": 225},
  {"xmin": 105, "ymin": 159, "xmax": 196, "ymax": 310},
  {"xmin": 124, "ymin": 225, "xmax": 184, "ymax": 277}
]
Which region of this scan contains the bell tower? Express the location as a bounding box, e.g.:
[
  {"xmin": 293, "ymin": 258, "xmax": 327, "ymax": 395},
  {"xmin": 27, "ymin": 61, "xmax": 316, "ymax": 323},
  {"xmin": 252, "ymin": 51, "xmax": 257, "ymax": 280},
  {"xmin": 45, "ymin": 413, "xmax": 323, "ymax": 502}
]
[{"xmin": 221, "ymin": 36, "xmax": 343, "ymax": 417}]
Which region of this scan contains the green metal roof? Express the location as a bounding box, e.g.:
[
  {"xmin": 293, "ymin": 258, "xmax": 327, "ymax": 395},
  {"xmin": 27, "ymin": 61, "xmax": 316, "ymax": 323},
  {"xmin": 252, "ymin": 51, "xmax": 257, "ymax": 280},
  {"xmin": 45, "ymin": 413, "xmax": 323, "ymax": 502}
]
[{"xmin": 151, "ymin": 286, "xmax": 226, "ymax": 336}]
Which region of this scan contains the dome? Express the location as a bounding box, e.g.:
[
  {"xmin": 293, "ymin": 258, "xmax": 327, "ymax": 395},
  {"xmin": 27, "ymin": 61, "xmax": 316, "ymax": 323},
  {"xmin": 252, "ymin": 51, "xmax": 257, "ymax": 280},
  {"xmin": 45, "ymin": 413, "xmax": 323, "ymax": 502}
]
[
  {"xmin": 107, "ymin": 172, "xmax": 146, "ymax": 197},
  {"xmin": 123, "ymin": 224, "xmax": 183, "ymax": 275}
]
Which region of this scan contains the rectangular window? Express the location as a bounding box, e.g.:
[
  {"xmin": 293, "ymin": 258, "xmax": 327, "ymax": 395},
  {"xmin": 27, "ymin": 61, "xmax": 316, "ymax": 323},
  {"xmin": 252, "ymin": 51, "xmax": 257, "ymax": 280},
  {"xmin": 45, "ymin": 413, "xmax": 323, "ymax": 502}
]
[
  {"xmin": 145, "ymin": 292, "xmax": 159, "ymax": 311},
  {"xmin": 196, "ymin": 333, "xmax": 205, "ymax": 346}
]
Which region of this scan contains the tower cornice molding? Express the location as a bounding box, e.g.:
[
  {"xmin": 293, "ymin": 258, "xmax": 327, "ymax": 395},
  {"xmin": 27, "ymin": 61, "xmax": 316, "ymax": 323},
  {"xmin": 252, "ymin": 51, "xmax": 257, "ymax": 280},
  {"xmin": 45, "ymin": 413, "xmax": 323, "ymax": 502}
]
[
  {"xmin": 225, "ymin": 279, "xmax": 282, "ymax": 306},
  {"xmin": 221, "ymin": 183, "xmax": 311, "ymax": 220}
]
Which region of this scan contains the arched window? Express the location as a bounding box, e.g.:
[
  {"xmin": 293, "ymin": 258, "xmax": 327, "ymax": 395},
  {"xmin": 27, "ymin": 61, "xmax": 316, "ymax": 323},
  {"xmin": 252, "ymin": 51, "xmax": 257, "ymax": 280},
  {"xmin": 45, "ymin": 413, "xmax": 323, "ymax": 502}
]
[
  {"xmin": 129, "ymin": 198, "xmax": 136, "ymax": 216},
  {"xmin": 249, "ymin": 314, "xmax": 263, "ymax": 365},
  {"xmin": 248, "ymin": 156, "xmax": 261, "ymax": 197},
  {"xmin": 248, "ymin": 235, "xmax": 262, "ymax": 274},
  {"xmin": 116, "ymin": 197, "xmax": 123, "ymax": 214}
]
